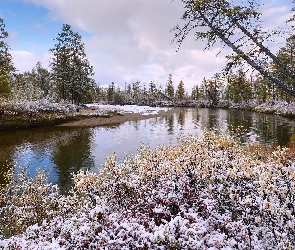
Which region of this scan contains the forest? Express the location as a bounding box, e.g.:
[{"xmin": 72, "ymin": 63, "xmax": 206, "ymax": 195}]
[{"xmin": 1, "ymin": 15, "xmax": 295, "ymax": 108}]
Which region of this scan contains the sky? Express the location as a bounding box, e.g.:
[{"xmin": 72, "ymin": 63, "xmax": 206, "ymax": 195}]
[{"xmin": 0, "ymin": 0, "xmax": 293, "ymax": 92}]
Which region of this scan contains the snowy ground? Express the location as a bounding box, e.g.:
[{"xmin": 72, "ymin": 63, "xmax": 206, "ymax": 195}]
[{"xmin": 85, "ymin": 104, "xmax": 169, "ymax": 115}]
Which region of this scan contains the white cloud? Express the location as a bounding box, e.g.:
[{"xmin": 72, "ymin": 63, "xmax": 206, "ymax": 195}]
[
  {"xmin": 11, "ymin": 50, "xmax": 51, "ymax": 72},
  {"xmin": 15, "ymin": 0, "xmax": 294, "ymax": 92}
]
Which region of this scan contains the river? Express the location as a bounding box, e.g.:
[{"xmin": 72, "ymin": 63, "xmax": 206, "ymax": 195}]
[{"xmin": 0, "ymin": 107, "xmax": 294, "ymax": 192}]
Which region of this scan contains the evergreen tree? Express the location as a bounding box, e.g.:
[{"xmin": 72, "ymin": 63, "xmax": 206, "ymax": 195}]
[
  {"xmin": 10, "ymin": 63, "xmax": 53, "ymax": 101},
  {"xmin": 107, "ymin": 82, "xmax": 115, "ymax": 102},
  {"xmin": 126, "ymin": 83, "xmax": 132, "ymax": 102},
  {"xmin": 50, "ymin": 24, "xmax": 96, "ymax": 104},
  {"xmin": 226, "ymin": 69, "xmax": 253, "ymax": 103},
  {"xmin": 33, "ymin": 62, "xmax": 52, "ymax": 98},
  {"xmin": 252, "ymin": 73, "xmax": 272, "ymax": 103},
  {"xmin": 142, "ymin": 82, "xmax": 148, "ymax": 103},
  {"xmin": 201, "ymin": 74, "xmax": 223, "ymax": 106},
  {"xmin": 114, "ymin": 86, "xmax": 125, "ymax": 104},
  {"xmin": 132, "ymin": 80, "xmax": 141, "ymax": 102},
  {"xmin": 0, "ymin": 18, "xmax": 14, "ymax": 98},
  {"xmin": 148, "ymin": 81, "xmax": 157, "ymax": 103},
  {"xmin": 0, "ymin": 67, "xmax": 10, "ymax": 98},
  {"xmin": 191, "ymin": 85, "xmax": 200, "ymax": 100},
  {"xmin": 98, "ymin": 86, "xmax": 107, "ymax": 102},
  {"xmin": 176, "ymin": 79, "xmax": 185, "ymax": 101},
  {"xmin": 11, "ymin": 71, "xmax": 44, "ymax": 100},
  {"xmin": 165, "ymin": 74, "xmax": 175, "ymax": 100}
]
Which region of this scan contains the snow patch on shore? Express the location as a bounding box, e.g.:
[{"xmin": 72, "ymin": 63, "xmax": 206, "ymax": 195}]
[{"xmin": 85, "ymin": 104, "xmax": 169, "ymax": 115}]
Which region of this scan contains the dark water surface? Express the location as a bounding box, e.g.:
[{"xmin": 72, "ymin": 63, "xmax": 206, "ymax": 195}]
[{"xmin": 1, "ymin": 108, "xmax": 294, "ymax": 192}]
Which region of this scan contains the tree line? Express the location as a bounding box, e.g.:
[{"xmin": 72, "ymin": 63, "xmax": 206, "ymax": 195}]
[
  {"xmin": 0, "ymin": 21, "xmax": 96, "ymax": 104},
  {"xmin": 97, "ymin": 37, "xmax": 295, "ymax": 106},
  {"xmin": 1, "ymin": 0, "xmax": 295, "ymax": 106}
]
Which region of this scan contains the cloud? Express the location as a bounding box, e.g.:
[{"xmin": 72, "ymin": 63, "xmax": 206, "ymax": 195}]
[
  {"xmin": 15, "ymin": 0, "xmax": 293, "ymax": 92},
  {"xmin": 11, "ymin": 50, "xmax": 51, "ymax": 72}
]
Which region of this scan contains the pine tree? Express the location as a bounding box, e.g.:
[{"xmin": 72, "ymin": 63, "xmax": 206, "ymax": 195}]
[
  {"xmin": 107, "ymin": 82, "xmax": 115, "ymax": 102},
  {"xmin": 253, "ymin": 73, "xmax": 271, "ymax": 103},
  {"xmin": 132, "ymin": 80, "xmax": 141, "ymax": 102},
  {"xmin": 176, "ymin": 79, "xmax": 185, "ymax": 101},
  {"xmin": 226, "ymin": 69, "xmax": 253, "ymax": 103},
  {"xmin": 0, "ymin": 67, "xmax": 10, "ymax": 98},
  {"xmin": 50, "ymin": 24, "xmax": 96, "ymax": 104},
  {"xmin": 165, "ymin": 74, "xmax": 175, "ymax": 100},
  {"xmin": 191, "ymin": 85, "xmax": 200, "ymax": 100},
  {"xmin": 201, "ymin": 74, "xmax": 223, "ymax": 106},
  {"xmin": 148, "ymin": 81, "xmax": 158, "ymax": 103},
  {"xmin": 0, "ymin": 18, "xmax": 15, "ymax": 98},
  {"xmin": 33, "ymin": 62, "xmax": 52, "ymax": 98},
  {"xmin": 11, "ymin": 71, "xmax": 42, "ymax": 100}
]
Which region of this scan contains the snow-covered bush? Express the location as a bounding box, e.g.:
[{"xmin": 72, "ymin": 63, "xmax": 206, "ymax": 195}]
[
  {"xmin": 0, "ymin": 167, "xmax": 89, "ymax": 239},
  {"xmin": 0, "ymin": 99, "xmax": 77, "ymax": 114},
  {"xmin": 255, "ymin": 101, "xmax": 295, "ymax": 116},
  {"xmin": 0, "ymin": 132, "xmax": 294, "ymax": 249}
]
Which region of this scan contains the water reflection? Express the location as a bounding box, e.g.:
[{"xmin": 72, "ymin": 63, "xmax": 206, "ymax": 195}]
[
  {"xmin": 51, "ymin": 129, "xmax": 94, "ymax": 193},
  {"xmin": 0, "ymin": 108, "xmax": 294, "ymax": 191},
  {"xmin": 166, "ymin": 115, "xmax": 174, "ymax": 135},
  {"xmin": 0, "ymin": 127, "xmax": 94, "ymax": 192},
  {"xmin": 177, "ymin": 109, "xmax": 186, "ymax": 129}
]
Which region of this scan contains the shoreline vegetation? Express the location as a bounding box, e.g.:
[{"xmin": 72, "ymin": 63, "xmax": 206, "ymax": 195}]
[
  {"xmin": 0, "ymin": 99, "xmax": 295, "ymax": 131},
  {"xmin": 0, "ymin": 132, "xmax": 294, "ymax": 248}
]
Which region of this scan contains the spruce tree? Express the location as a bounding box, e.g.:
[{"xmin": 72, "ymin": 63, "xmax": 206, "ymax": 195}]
[
  {"xmin": 176, "ymin": 79, "xmax": 185, "ymax": 101},
  {"xmin": 50, "ymin": 24, "xmax": 96, "ymax": 104},
  {"xmin": 0, "ymin": 18, "xmax": 14, "ymax": 98},
  {"xmin": 165, "ymin": 74, "xmax": 175, "ymax": 100}
]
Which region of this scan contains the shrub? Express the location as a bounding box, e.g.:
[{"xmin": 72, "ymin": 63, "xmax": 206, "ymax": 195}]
[{"xmin": 0, "ymin": 132, "xmax": 294, "ymax": 249}]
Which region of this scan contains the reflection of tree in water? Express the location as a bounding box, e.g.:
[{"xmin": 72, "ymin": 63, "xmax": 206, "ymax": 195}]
[
  {"xmin": 254, "ymin": 114, "xmax": 295, "ymax": 147},
  {"xmin": 226, "ymin": 110, "xmax": 253, "ymax": 140},
  {"xmin": 195, "ymin": 108, "xmax": 220, "ymax": 130},
  {"xmin": 166, "ymin": 115, "xmax": 174, "ymax": 135},
  {"xmin": 0, "ymin": 131, "xmax": 29, "ymax": 186},
  {"xmin": 277, "ymin": 125, "xmax": 293, "ymax": 147},
  {"xmin": 0, "ymin": 127, "xmax": 95, "ymax": 193},
  {"xmin": 132, "ymin": 120, "xmax": 140, "ymax": 130},
  {"xmin": 0, "ymin": 159, "xmax": 13, "ymax": 185},
  {"xmin": 177, "ymin": 109, "xmax": 186, "ymax": 129},
  {"xmin": 207, "ymin": 109, "xmax": 219, "ymax": 129},
  {"xmin": 51, "ymin": 129, "xmax": 95, "ymax": 193},
  {"xmin": 192, "ymin": 109, "xmax": 201, "ymax": 127}
]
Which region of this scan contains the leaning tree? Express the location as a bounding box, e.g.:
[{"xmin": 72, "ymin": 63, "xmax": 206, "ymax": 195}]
[{"xmin": 173, "ymin": 0, "xmax": 295, "ymax": 97}]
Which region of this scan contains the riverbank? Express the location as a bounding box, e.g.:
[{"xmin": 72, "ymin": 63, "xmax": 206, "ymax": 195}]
[
  {"xmin": 58, "ymin": 106, "xmax": 178, "ymax": 127},
  {"xmin": 1, "ymin": 99, "xmax": 295, "ymax": 131},
  {"xmin": 191, "ymin": 100, "xmax": 295, "ymax": 118},
  {"xmin": 0, "ymin": 99, "xmax": 178, "ymax": 131}
]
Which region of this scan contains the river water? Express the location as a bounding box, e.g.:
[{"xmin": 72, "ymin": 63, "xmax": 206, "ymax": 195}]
[{"xmin": 1, "ymin": 108, "xmax": 294, "ymax": 192}]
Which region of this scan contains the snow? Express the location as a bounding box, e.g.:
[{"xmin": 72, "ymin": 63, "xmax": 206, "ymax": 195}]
[{"xmin": 85, "ymin": 104, "xmax": 169, "ymax": 115}]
